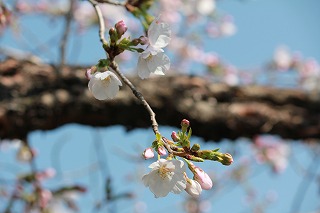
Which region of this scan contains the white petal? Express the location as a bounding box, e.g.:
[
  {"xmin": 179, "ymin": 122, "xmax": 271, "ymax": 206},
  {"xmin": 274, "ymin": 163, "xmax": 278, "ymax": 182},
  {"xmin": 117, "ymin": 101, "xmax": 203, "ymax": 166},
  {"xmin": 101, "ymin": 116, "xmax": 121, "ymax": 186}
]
[
  {"xmin": 148, "ymin": 17, "xmax": 171, "ymax": 48},
  {"xmin": 158, "ymin": 158, "xmax": 168, "ymax": 164},
  {"xmin": 137, "ymin": 56, "xmax": 151, "ymax": 79},
  {"xmin": 171, "ymin": 178, "xmax": 187, "ymax": 194},
  {"xmin": 105, "ymin": 80, "xmax": 119, "ymax": 99},
  {"xmin": 107, "ymin": 71, "xmax": 122, "ymax": 86},
  {"xmin": 88, "ymin": 77, "xmax": 97, "ymax": 92},
  {"xmin": 144, "ymin": 170, "xmax": 172, "ymax": 198},
  {"xmin": 91, "ymin": 81, "xmax": 109, "ymax": 100},
  {"xmin": 151, "ymin": 176, "xmax": 172, "ymax": 198},
  {"xmin": 165, "ymin": 161, "xmax": 176, "ymax": 170},
  {"xmin": 95, "ymin": 71, "xmax": 109, "ymax": 80},
  {"xmin": 141, "ymin": 50, "xmax": 151, "ymax": 59},
  {"xmin": 142, "ymin": 46, "xmax": 163, "ymax": 59},
  {"xmin": 142, "ymin": 170, "xmax": 157, "ymax": 187},
  {"xmin": 149, "ymin": 161, "xmax": 161, "ymax": 170},
  {"xmin": 153, "ymin": 35, "xmax": 171, "ymax": 49},
  {"xmin": 172, "ymin": 160, "xmax": 186, "ymax": 171},
  {"xmin": 147, "ymin": 53, "xmax": 170, "ymax": 75}
]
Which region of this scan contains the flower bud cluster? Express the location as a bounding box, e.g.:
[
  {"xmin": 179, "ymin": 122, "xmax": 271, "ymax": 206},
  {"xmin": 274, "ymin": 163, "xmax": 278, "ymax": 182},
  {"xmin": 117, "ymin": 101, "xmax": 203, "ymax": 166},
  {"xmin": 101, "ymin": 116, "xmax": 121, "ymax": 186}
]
[
  {"xmin": 104, "ymin": 20, "xmax": 153, "ymax": 60},
  {"xmin": 142, "ymin": 119, "xmax": 233, "ymax": 198},
  {"xmin": 197, "ymin": 149, "xmax": 234, "ymax": 166}
]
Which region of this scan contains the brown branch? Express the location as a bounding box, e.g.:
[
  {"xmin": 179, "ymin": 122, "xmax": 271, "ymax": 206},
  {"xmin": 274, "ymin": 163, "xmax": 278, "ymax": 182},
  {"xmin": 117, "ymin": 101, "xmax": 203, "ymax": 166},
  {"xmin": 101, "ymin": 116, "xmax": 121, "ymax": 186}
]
[
  {"xmin": 88, "ymin": 0, "xmax": 108, "ymax": 45},
  {"xmin": 58, "ymin": 0, "xmax": 75, "ymax": 72},
  {"xmin": 110, "ymin": 61, "xmax": 159, "ymax": 135},
  {"xmin": 89, "ymin": 0, "xmax": 160, "ymax": 136},
  {"xmin": 1, "ymin": 58, "xmax": 320, "ymax": 141}
]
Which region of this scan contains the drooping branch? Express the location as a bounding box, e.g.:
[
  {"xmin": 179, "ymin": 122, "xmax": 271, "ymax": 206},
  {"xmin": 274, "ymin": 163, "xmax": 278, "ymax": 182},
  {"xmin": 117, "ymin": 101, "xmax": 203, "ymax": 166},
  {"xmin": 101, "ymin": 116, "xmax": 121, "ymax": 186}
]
[
  {"xmin": 1, "ymin": 58, "xmax": 320, "ymax": 141},
  {"xmin": 110, "ymin": 61, "xmax": 160, "ymax": 135}
]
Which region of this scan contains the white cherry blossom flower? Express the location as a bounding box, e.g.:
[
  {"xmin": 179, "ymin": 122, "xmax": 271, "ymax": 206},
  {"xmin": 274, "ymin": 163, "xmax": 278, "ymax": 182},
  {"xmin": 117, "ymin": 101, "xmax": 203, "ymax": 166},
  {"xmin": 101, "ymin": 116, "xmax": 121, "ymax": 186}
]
[
  {"xmin": 137, "ymin": 17, "xmax": 171, "ymax": 79},
  {"xmin": 142, "ymin": 159, "xmax": 186, "ymax": 198},
  {"xmin": 146, "ymin": 16, "xmax": 171, "ymax": 51},
  {"xmin": 88, "ymin": 71, "xmax": 122, "ymax": 100},
  {"xmin": 157, "ymin": 146, "xmax": 167, "ymax": 156}
]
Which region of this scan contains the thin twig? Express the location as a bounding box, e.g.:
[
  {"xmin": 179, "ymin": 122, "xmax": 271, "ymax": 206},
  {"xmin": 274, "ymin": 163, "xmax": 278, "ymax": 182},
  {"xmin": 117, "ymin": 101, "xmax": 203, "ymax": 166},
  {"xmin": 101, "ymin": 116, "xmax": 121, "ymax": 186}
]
[
  {"xmin": 89, "ymin": 0, "xmax": 176, "ymax": 155},
  {"xmin": 110, "ymin": 61, "xmax": 160, "ymax": 135},
  {"xmin": 88, "ymin": 0, "xmax": 108, "ymax": 45},
  {"xmin": 26, "ymin": 141, "xmax": 44, "ymax": 211},
  {"xmin": 59, "ymin": 0, "xmax": 75, "ymax": 72},
  {"xmin": 3, "ymin": 181, "xmax": 20, "ymax": 213},
  {"xmin": 290, "ymin": 149, "xmax": 320, "ymax": 213}
]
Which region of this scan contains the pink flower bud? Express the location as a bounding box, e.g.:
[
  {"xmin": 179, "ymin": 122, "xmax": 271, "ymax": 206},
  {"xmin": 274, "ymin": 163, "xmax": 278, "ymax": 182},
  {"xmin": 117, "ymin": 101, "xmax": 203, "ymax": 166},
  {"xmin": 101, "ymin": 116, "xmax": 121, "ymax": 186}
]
[
  {"xmin": 142, "ymin": 148, "xmax": 154, "ymax": 159},
  {"xmin": 138, "ymin": 36, "xmax": 149, "ymax": 45},
  {"xmin": 115, "ymin": 20, "xmax": 127, "ymax": 37},
  {"xmin": 193, "ymin": 167, "xmax": 212, "ymax": 190},
  {"xmin": 157, "ymin": 146, "xmax": 167, "ymax": 156},
  {"xmin": 181, "ymin": 119, "xmax": 190, "ymax": 128},
  {"xmin": 221, "ymin": 153, "xmax": 233, "ymax": 166},
  {"xmin": 85, "ymin": 69, "xmax": 93, "ymax": 80},
  {"xmin": 171, "ymin": 131, "xmax": 180, "ymax": 142}
]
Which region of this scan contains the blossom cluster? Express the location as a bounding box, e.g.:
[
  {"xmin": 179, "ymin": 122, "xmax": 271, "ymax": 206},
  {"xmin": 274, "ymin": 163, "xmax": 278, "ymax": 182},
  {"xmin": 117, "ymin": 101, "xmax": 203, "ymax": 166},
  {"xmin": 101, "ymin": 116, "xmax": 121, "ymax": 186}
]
[
  {"xmin": 142, "ymin": 158, "xmax": 212, "ymax": 198},
  {"xmin": 0, "ymin": 139, "xmax": 87, "ymax": 212},
  {"xmin": 253, "ymin": 135, "xmax": 290, "ymax": 173},
  {"xmin": 87, "ymin": 17, "xmax": 171, "ymax": 100},
  {"xmin": 141, "ymin": 119, "xmax": 233, "ymax": 198}
]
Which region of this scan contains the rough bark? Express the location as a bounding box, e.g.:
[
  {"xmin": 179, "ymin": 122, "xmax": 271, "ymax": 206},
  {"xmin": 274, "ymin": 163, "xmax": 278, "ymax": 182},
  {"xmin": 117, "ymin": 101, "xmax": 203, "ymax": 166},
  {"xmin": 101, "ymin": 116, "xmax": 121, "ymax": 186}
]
[{"xmin": 1, "ymin": 58, "xmax": 320, "ymax": 141}]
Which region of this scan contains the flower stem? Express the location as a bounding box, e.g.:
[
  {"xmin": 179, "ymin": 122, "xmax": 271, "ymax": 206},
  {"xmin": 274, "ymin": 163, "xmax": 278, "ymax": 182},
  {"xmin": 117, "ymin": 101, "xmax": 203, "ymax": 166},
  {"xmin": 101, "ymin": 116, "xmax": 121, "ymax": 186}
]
[{"xmin": 110, "ymin": 61, "xmax": 160, "ymax": 135}]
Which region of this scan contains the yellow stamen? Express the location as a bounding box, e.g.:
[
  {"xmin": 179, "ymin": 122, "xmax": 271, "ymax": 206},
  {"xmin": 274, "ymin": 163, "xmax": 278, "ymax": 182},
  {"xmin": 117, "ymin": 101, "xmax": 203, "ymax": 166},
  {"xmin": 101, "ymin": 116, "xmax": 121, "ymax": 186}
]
[{"xmin": 158, "ymin": 165, "xmax": 170, "ymax": 179}]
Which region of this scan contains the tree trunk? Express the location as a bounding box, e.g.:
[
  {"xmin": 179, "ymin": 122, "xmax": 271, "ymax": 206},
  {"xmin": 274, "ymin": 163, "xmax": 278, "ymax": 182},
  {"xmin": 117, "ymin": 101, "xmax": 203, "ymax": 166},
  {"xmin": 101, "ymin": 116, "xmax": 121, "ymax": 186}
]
[{"xmin": 1, "ymin": 58, "xmax": 320, "ymax": 141}]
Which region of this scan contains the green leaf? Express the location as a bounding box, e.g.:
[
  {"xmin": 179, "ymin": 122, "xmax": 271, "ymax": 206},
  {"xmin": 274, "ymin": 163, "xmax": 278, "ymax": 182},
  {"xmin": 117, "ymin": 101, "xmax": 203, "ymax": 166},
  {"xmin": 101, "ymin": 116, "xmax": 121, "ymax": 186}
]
[
  {"xmin": 212, "ymin": 148, "xmax": 220, "ymax": 152},
  {"xmin": 187, "ymin": 127, "xmax": 192, "ymax": 139},
  {"xmin": 97, "ymin": 59, "xmax": 110, "ymax": 68}
]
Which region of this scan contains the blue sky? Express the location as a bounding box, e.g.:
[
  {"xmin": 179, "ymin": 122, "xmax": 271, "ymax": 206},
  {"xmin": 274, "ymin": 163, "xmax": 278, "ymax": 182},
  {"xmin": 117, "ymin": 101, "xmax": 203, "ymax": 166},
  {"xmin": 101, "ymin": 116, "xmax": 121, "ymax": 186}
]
[{"xmin": 1, "ymin": 0, "xmax": 320, "ymax": 212}]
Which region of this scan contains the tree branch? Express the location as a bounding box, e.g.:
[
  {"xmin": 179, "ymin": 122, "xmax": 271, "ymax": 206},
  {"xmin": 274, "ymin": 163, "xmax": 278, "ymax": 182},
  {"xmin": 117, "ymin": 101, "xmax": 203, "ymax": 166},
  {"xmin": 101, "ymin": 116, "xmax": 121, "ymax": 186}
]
[
  {"xmin": 1, "ymin": 58, "xmax": 320, "ymax": 141},
  {"xmin": 58, "ymin": 0, "xmax": 75, "ymax": 72},
  {"xmin": 88, "ymin": 0, "xmax": 108, "ymax": 45}
]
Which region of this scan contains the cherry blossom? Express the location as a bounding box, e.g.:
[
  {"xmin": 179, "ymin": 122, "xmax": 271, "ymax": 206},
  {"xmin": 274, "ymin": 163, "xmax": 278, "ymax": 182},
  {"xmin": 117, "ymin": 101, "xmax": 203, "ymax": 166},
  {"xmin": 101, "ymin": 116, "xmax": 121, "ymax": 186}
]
[
  {"xmin": 253, "ymin": 136, "xmax": 290, "ymax": 173},
  {"xmin": 273, "ymin": 46, "xmax": 292, "ymax": 70},
  {"xmin": 136, "ymin": 17, "xmax": 171, "ymax": 79},
  {"xmin": 88, "ymin": 71, "xmax": 122, "ymax": 100},
  {"xmin": 142, "ymin": 159, "xmax": 186, "ymax": 198},
  {"xmin": 157, "ymin": 146, "xmax": 167, "ymax": 156}
]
